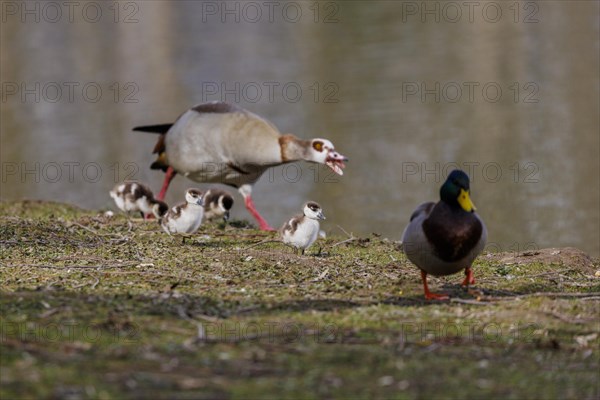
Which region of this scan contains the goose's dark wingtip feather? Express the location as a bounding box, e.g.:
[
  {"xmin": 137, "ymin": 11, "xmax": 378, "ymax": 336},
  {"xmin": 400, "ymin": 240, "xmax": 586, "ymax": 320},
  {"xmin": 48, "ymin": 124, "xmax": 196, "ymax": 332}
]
[
  {"xmin": 132, "ymin": 124, "xmax": 173, "ymax": 134},
  {"xmin": 150, "ymin": 160, "xmax": 169, "ymax": 172}
]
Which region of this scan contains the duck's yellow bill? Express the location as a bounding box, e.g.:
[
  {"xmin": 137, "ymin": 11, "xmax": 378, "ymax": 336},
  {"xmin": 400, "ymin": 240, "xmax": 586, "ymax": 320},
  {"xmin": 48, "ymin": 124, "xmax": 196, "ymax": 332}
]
[{"xmin": 458, "ymin": 189, "xmax": 476, "ymax": 212}]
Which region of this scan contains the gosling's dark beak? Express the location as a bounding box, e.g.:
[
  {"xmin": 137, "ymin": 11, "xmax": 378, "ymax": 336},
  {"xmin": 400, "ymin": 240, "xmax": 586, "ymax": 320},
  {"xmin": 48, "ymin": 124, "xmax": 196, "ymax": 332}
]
[{"xmin": 223, "ymin": 211, "xmax": 230, "ymax": 222}]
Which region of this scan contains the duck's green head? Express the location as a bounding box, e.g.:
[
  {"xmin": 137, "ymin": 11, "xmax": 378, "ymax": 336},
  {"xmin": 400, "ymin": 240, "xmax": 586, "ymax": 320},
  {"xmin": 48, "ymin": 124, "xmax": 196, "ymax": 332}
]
[{"xmin": 440, "ymin": 170, "xmax": 476, "ymax": 212}]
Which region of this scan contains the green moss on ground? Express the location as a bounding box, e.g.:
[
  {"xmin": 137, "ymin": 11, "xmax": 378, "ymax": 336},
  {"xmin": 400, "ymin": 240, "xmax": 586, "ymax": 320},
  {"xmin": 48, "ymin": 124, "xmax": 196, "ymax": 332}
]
[{"xmin": 1, "ymin": 201, "xmax": 599, "ymax": 399}]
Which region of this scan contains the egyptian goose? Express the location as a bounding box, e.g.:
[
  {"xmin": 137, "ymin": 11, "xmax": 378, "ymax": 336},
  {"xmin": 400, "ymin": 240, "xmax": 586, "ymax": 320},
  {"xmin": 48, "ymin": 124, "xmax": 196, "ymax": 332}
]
[
  {"xmin": 133, "ymin": 102, "xmax": 348, "ymax": 230},
  {"xmin": 161, "ymin": 189, "xmax": 205, "ymax": 237},
  {"xmin": 402, "ymin": 170, "xmax": 487, "ymax": 300},
  {"xmin": 280, "ymin": 201, "xmax": 325, "ymax": 255},
  {"xmin": 109, "ymin": 181, "xmax": 168, "ymax": 219}
]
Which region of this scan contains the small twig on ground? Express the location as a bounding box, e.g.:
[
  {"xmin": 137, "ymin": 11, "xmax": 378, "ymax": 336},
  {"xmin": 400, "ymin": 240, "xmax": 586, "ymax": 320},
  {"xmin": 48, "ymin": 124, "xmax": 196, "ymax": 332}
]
[
  {"xmin": 91, "ymin": 276, "xmax": 100, "ymax": 289},
  {"xmin": 209, "ymin": 232, "xmax": 273, "ymax": 239},
  {"xmin": 244, "ymin": 239, "xmax": 283, "ymax": 251},
  {"xmin": 70, "ymin": 222, "xmax": 99, "ymax": 235},
  {"xmin": 450, "ymin": 298, "xmax": 493, "ymax": 305},
  {"xmin": 561, "ymin": 282, "xmax": 600, "ymax": 288},
  {"xmin": 337, "ymin": 225, "xmax": 352, "ymax": 238},
  {"xmin": 329, "ymin": 225, "xmax": 357, "ymax": 248},
  {"xmin": 71, "ymin": 276, "xmax": 100, "ymax": 290},
  {"xmin": 69, "ymin": 221, "xmax": 129, "ymax": 240},
  {"xmin": 330, "ymin": 238, "xmax": 356, "ymax": 248},
  {"xmin": 5, "ymin": 263, "xmax": 138, "ymax": 270},
  {"xmin": 516, "ymin": 292, "xmax": 600, "ymax": 299},
  {"xmin": 311, "ymin": 268, "xmax": 329, "ymax": 282},
  {"xmin": 450, "ymin": 291, "xmax": 600, "ymax": 304},
  {"xmin": 524, "ymin": 269, "xmax": 576, "ymax": 279},
  {"xmin": 581, "ymin": 296, "xmax": 600, "ymax": 301},
  {"xmin": 543, "ymin": 311, "xmax": 595, "ymax": 325}
]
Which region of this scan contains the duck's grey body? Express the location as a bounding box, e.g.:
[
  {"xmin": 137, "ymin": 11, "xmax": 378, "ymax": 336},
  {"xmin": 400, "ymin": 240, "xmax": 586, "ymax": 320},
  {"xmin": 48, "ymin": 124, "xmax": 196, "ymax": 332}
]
[{"xmin": 402, "ymin": 201, "xmax": 487, "ymax": 276}]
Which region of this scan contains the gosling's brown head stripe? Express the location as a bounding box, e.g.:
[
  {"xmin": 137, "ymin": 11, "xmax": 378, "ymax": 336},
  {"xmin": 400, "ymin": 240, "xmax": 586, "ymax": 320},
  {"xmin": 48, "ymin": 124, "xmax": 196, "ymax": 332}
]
[
  {"xmin": 187, "ymin": 189, "xmax": 203, "ymax": 197},
  {"xmin": 306, "ymin": 202, "xmax": 321, "ymax": 211}
]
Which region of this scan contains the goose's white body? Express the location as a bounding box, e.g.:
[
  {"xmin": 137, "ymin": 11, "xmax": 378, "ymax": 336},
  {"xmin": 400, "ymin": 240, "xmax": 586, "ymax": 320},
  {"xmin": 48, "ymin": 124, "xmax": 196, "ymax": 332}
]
[{"xmin": 166, "ymin": 107, "xmax": 282, "ymax": 186}]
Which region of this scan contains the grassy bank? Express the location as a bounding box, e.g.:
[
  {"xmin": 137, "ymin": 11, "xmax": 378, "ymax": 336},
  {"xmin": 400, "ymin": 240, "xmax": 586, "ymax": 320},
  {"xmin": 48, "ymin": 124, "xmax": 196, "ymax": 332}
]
[{"xmin": 1, "ymin": 200, "xmax": 599, "ymax": 399}]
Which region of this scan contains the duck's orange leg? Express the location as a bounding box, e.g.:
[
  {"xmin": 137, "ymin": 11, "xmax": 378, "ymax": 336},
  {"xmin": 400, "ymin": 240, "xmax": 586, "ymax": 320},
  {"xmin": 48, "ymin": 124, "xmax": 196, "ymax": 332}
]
[
  {"xmin": 461, "ymin": 267, "xmax": 475, "ymax": 286},
  {"xmin": 421, "ymin": 270, "xmax": 449, "ymax": 300}
]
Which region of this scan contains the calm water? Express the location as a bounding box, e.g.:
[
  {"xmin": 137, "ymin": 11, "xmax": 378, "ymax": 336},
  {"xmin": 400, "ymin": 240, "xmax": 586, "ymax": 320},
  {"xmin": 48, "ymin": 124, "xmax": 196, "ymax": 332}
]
[{"xmin": 1, "ymin": 1, "xmax": 599, "ymax": 256}]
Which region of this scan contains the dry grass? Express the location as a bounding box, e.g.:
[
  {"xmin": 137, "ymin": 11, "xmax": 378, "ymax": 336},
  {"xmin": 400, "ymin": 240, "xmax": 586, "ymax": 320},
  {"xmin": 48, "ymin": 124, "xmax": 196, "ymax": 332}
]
[{"xmin": 1, "ymin": 200, "xmax": 599, "ymax": 399}]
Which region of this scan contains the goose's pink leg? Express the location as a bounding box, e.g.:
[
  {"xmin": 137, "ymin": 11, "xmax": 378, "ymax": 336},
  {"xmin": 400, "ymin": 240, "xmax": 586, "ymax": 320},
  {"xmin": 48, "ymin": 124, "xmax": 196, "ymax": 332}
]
[
  {"xmin": 244, "ymin": 195, "xmax": 274, "ymax": 231},
  {"xmin": 157, "ymin": 167, "xmax": 177, "ymax": 201}
]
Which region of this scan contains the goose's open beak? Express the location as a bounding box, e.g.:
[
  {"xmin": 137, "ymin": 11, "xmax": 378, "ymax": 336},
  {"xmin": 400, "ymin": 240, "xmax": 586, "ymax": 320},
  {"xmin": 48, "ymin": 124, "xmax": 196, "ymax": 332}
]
[{"xmin": 326, "ymin": 151, "xmax": 348, "ymax": 176}]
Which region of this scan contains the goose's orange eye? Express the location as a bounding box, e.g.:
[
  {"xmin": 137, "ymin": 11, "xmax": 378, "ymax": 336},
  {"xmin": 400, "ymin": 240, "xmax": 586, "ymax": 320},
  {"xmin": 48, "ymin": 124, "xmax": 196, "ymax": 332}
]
[{"xmin": 313, "ymin": 141, "xmax": 323, "ymax": 152}]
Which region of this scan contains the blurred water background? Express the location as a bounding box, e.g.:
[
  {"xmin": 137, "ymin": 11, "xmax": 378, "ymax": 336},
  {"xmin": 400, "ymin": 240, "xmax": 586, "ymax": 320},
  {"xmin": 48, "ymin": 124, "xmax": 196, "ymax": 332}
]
[{"xmin": 1, "ymin": 1, "xmax": 598, "ymax": 256}]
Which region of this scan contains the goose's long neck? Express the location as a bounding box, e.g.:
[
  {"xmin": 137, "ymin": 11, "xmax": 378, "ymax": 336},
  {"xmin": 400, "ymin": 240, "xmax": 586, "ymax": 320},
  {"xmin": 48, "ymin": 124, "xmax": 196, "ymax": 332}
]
[{"xmin": 279, "ymin": 134, "xmax": 311, "ymax": 162}]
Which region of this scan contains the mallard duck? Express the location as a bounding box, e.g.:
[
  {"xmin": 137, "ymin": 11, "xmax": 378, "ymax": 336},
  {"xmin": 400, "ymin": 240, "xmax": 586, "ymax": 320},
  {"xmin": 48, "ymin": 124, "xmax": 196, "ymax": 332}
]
[
  {"xmin": 280, "ymin": 201, "xmax": 325, "ymax": 255},
  {"xmin": 402, "ymin": 170, "xmax": 487, "ymax": 300},
  {"xmin": 133, "ymin": 101, "xmax": 348, "ymax": 230}
]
